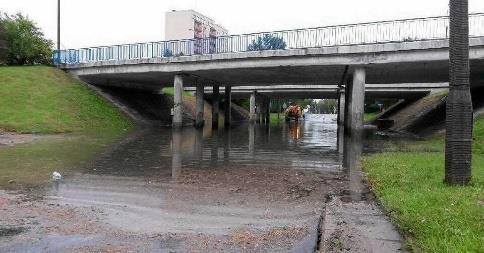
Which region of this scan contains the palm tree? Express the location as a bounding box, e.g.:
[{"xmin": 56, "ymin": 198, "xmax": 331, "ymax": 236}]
[{"xmin": 445, "ymin": 0, "xmax": 473, "ymax": 185}]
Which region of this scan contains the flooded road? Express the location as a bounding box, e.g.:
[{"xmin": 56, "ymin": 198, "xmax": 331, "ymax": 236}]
[{"xmin": 0, "ymin": 114, "xmax": 403, "ymax": 252}]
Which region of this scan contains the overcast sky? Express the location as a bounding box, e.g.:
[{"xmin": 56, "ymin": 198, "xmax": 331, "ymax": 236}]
[{"xmin": 1, "ymin": 0, "xmax": 484, "ymax": 49}]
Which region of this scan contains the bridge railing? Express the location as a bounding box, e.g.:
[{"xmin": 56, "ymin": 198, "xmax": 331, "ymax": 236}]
[{"xmin": 54, "ymin": 13, "xmax": 484, "ymax": 65}]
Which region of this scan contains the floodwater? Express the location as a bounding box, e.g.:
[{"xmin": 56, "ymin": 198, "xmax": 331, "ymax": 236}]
[{"xmin": 0, "ymin": 114, "xmax": 403, "ymax": 252}]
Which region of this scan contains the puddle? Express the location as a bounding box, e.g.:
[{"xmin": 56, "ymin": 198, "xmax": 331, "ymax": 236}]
[{"xmin": 0, "ymin": 114, "xmax": 404, "ymax": 252}]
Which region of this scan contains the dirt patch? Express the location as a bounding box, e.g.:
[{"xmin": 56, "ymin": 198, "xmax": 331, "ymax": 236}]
[
  {"xmin": 229, "ymin": 227, "xmax": 308, "ymax": 249},
  {"xmin": 0, "ymin": 164, "xmax": 342, "ymax": 252},
  {"xmin": 319, "ymin": 197, "xmax": 405, "ymax": 252}
]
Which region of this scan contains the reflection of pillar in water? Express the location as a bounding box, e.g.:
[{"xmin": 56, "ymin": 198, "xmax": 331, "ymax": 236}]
[
  {"xmin": 248, "ymin": 123, "xmax": 255, "ymax": 155},
  {"xmin": 263, "ymin": 123, "xmax": 270, "ymax": 143},
  {"xmin": 210, "ymin": 129, "xmax": 219, "ymax": 166},
  {"xmin": 343, "ymin": 132, "xmax": 364, "ymax": 201},
  {"xmin": 171, "ymin": 128, "xmax": 182, "ymax": 180},
  {"xmin": 282, "ymin": 121, "xmax": 287, "ymax": 142},
  {"xmin": 194, "ymin": 129, "xmax": 204, "ymax": 167},
  {"xmin": 223, "ymin": 129, "xmax": 231, "ymax": 165}
]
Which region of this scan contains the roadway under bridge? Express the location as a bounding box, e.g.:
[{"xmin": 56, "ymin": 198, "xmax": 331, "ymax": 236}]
[{"xmin": 57, "ymin": 14, "xmax": 484, "ymax": 132}]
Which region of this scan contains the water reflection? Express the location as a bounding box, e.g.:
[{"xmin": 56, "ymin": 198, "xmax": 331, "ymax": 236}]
[
  {"xmin": 288, "ymin": 122, "xmax": 302, "ymax": 141},
  {"xmin": 342, "ymin": 131, "xmax": 366, "ymax": 201},
  {"xmin": 70, "ymin": 114, "xmax": 339, "ymax": 180},
  {"xmin": 248, "ymin": 123, "xmax": 255, "ymax": 154},
  {"xmin": 46, "ymin": 114, "xmax": 374, "ymax": 249},
  {"xmin": 171, "ymin": 128, "xmax": 182, "ymax": 180}
]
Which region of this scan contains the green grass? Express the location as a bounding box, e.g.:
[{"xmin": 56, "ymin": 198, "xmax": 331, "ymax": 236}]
[
  {"xmin": 270, "ymin": 113, "xmax": 284, "ymax": 124},
  {"xmin": 161, "ymin": 87, "xmax": 193, "ymax": 97},
  {"xmin": 364, "ymin": 112, "xmax": 379, "ymax": 122},
  {"xmin": 0, "ymin": 66, "xmax": 132, "ymax": 189},
  {"xmin": 363, "ymin": 117, "xmax": 484, "ymax": 252},
  {"xmin": 0, "ymin": 66, "xmax": 131, "ymax": 134}
]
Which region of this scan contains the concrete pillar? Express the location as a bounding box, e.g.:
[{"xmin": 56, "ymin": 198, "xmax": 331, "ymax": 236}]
[
  {"xmin": 173, "ymin": 74, "xmax": 184, "ymax": 128},
  {"xmin": 337, "ymin": 88, "xmax": 345, "ymax": 126},
  {"xmin": 212, "ymin": 85, "xmax": 220, "ymax": 129},
  {"xmin": 224, "ymin": 86, "xmax": 232, "ymax": 127},
  {"xmin": 337, "ymin": 125, "xmax": 345, "ymax": 155},
  {"xmin": 195, "ymin": 84, "xmax": 205, "ymax": 128},
  {"xmin": 344, "ymin": 80, "xmax": 352, "ymax": 133},
  {"xmin": 345, "ymin": 67, "xmax": 366, "ymax": 134},
  {"xmin": 249, "ymin": 91, "xmax": 257, "ymax": 123}
]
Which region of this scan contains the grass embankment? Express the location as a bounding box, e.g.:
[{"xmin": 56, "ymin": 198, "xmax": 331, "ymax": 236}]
[
  {"xmin": 364, "ymin": 112, "xmax": 379, "ymax": 122},
  {"xmin": 363, "ymin": 117, "xmax": 484, "ymax": 252},
  {"xmin": 0, "ymin": 66, "xmax": 132, "ymax": 189}
]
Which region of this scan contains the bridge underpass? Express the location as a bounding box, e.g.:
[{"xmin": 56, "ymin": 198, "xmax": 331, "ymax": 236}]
[
  {"xmin": 57, "ymin": 14, "xmax": 484, "ymax": 133},
  {"xmin": 183, "ymin": 82, "xmax": 449, "ymax": 126},
  {"xmin": 184, "ymin": 83, "xmax": 449, "ymax": 99}
]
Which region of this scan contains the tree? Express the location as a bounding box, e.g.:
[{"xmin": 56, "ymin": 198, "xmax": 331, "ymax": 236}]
[
  {"xmin": 0, "ymin": 13, "xmax": 53, "ymax": 65},
  {"xmin": 0, "ymin": 20, "xmax": 7, "ymax": 64},
  {"xmin": 247, "ymin": 34, "xmax": 287, "ymax": 51},
  {"xmin": 162, "ymin": 48, "xmax": 173, "ymax": 57},
  {"xmin": 445, "ymin": 0, "xmax": 473, "ymax": 185}
]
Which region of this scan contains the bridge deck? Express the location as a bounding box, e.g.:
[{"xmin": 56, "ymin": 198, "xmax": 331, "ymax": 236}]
[{"xmin": 63, "ymin": 38, "xmax": 484, "ymax": 90}]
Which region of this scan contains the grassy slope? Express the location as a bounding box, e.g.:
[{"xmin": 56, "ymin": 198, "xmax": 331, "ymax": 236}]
[
  {"xmin": 0, "ymin": 66, "xmax": 131, "ymax": 134},
  {"xmin": 0, "ymin": 66, "xmax": 132, "ymax": 188},
  {"xmin": 363, "ymin": 117, "xmax": 484, "ymax": 252},
  {"xmin": 364, "ymin": 112, "xmax": 379, "ymax": 122}
]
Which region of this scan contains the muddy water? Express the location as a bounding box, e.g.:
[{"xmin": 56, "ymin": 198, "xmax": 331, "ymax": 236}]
[{"xmin": 0, "ymin": 114, "xmax": 402, "ymax": 252}]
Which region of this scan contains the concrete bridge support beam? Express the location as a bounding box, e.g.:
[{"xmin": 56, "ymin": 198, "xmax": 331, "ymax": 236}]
[
  {"xmin": 337, "ymin": 88, "xmax": 345, "ymax": 126},
  {"xmin": 345, "ymin": 67, "xmax": 366, "ymax": 134},
  {"xmin": 224, "ymin": 86, "xmax": 232, "ymax": 127},
  {"xmin": 195, "ymin": 84, "xmax": 205, "ymax": 128},
  {"xmin": 212, "ymin": 85, "xmax": 220, "ymax": 129},
  {"xmin": 249, "ymin": 91, "xmax": 257, "ymax": 123},
  {"xmin": 172, "ymin": 74, "xmax": 184, "ymax": 128}
]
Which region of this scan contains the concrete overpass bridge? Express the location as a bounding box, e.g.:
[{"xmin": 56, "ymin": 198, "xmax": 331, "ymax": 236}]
[{"xmin": 56, "ymin": 13, "xmax": 484, "ymax": 132}]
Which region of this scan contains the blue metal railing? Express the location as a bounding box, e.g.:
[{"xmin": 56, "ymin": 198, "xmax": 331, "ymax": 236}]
[{"xmin": 54, "ymin": 13, "xmax": 484, "ymax": 65}]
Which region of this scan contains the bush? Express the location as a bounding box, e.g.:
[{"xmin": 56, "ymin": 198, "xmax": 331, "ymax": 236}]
[
  {"xmin": 365, "ymin": 103, "xmax": 380, "ymax": 113},
  {"xmin": 0, "ymin": 12, "xmax": 53, "ymax": 65},
  {"xmin": 0, "ymin": 23, "xmax": 7, "ymax": 64},
  {"xmin": 162, "ymin": 48, "xmax": 173, "ymax": 57},
  {"xmin": 247, "ymin": 34, "xmax": 287, "ymax": 51}
]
